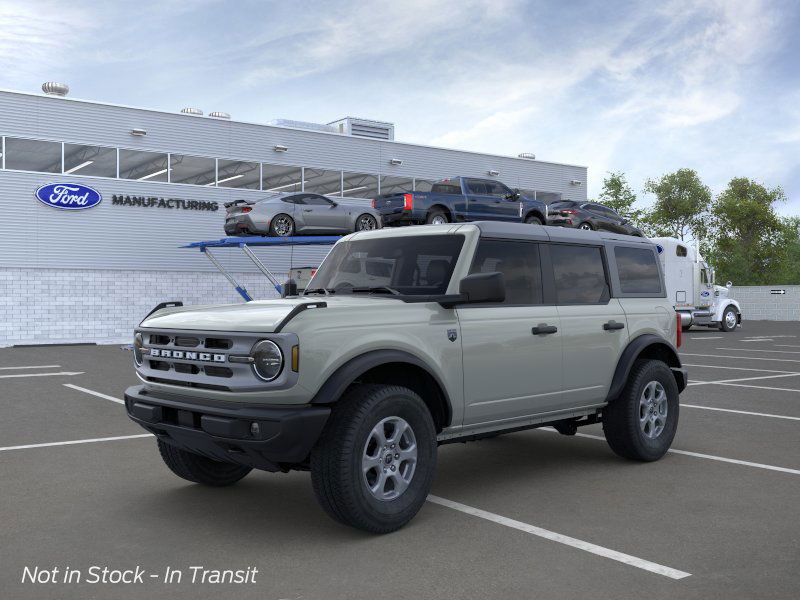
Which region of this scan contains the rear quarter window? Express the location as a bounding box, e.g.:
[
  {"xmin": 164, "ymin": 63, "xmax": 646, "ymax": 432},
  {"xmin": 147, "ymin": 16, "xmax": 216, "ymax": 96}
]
[{"xmin": 614, "ymin": 247, "xmax": 662, "ymax": 294}]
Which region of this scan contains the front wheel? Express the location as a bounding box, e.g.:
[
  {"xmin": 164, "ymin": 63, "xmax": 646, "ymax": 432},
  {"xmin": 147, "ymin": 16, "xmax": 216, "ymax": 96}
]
[
  {"xmin": 157, "ymin": 440, "xmax": 252, "ymax": 486},
  {"xmin": 269, "ymin": 213, "xmax": 295, "ymax": 237},
  {"xmin": 602, "ymin": 360, "xmax": 679, "ymax": 462},
  {"xmin": 355, "ymin": 213, "xmax": 378, "ymax": 231},
  {"xmin": 719, "ymin": 307, "xmax": 738, "ymax": 332},
  {"xmin": 311, "ymin": 384, "xmax": 437, "ymax": 533}
]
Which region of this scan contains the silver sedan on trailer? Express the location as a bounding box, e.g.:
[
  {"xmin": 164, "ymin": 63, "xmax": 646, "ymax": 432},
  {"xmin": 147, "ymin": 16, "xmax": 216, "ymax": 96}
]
[{"xmin": 224, "ymin": 192, "xmax": 382, "ymax": 237}]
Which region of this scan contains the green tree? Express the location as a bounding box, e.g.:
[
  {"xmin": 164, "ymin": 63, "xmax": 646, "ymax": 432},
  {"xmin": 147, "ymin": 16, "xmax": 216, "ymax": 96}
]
[
  {"xmin": 598, "ymin": 171, "xmax": 642, "ymax": 222},
  {"xmin": 642, "ymin": 168, "xmax": 711, "ymax": 241},
  {"xmin": 705, "ymin": 177, "xmax": 788, "ymax": 285}
]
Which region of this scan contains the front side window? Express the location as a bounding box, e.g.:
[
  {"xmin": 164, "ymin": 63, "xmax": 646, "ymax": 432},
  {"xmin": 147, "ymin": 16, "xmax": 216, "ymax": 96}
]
[
  {"xmin": 304, "ymin": 194, "xmax": 334, "ymax": 206},
  {"xmin": 676, "ymin": 245, "xmax": 688, "ymax": 257},
  {"xmin": 64, "ymin": 144, "xmax": 117, "ymax": 177},
  {"xmin": 615, "ymin": 247, "xmax": 662, "ymax": 294},
  {"xmin": 484, "ymin": 181, "xmax": 513, "ymax": 198},
  {"xmin": 551, "ymin": 244, "xmax": 609, "ymax": 304},
  {"xmin": 5, "ymin": 138, "xmax": 61, "ymax": 173},
  {"xmin": 469, "ymin": 240, "xmax": 542, "ymax": 304},
  {"xmin": 465, "ymin": 179, "xmax": 489, "ymax": 195},
  {"xmin": 307, "ymin": 235, "xmax": 465, "ymax": 296}
]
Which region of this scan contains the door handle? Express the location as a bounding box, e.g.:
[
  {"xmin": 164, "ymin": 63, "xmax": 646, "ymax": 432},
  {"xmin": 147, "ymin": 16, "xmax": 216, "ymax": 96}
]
[
  {"xmin": 532, "ymin": 324, "xmax": 558, "ymax": 335},
  {"xmin": 303, "ymin": 209, "xmax": 313, "ymax": 212},
  {"xmin": 603, "ymin": 320, "xmax": 625, "ymax": 330}
]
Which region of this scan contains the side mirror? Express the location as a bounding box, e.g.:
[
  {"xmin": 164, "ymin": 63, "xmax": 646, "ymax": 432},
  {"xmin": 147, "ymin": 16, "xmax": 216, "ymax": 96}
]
[
  {"xmin": 726, "ymin": 281, "xmax": 732, "ymax": 289},
  {"xmin": 329, "ymin": 201, "xmax": 338, "ymax": 208},
  {"xmin": 281, "ymin": 279, "xmax": 298, "ymax": 297},
  {"xmin": 458, "ymin": 272, "xmax": 505, "ymax": 304}
]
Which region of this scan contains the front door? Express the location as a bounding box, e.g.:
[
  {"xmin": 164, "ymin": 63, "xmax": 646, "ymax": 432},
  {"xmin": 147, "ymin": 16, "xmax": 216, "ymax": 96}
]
[
  {"xmin": 459, "ymin": 239, "xmax": 564, "ymax": 427},
  {"xmin": 547, "ymin": 243, "xmax": 629, "ymax": 408},
  {"xmin": 299, "ymin": 195, "xmax": 347, "ymax": 232}
]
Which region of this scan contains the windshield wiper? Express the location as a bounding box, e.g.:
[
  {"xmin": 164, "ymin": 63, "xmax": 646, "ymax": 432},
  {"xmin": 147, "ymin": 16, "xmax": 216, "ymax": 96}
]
[{"xmin": 350, "ymin": 286, "xmax": 401, "ymax": 295}]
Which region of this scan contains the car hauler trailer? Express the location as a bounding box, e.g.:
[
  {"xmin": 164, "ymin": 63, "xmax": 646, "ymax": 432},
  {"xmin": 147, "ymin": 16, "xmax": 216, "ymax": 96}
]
[{"xmin": 651, "ymin": 237, "xmax": 742, "ymax": 332}]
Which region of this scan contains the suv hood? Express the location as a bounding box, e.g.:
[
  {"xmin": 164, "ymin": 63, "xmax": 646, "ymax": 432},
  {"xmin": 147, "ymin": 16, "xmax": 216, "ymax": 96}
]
[{"xmin": 140, "ymin": 296, "xmax": 400, "ymax": 332}]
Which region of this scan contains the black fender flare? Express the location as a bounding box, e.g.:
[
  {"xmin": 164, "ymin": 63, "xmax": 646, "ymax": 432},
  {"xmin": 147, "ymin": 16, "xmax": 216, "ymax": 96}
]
[
  {"xmin": 524, "ymin": 209, "xmax": 546, "ymax": 223},
  {"xmin": 309, "ymin": 349, "xmax": 453, "ymax": 426},
  {"xmin": 606, "ymin": 334, "xmax": 686, "ymax": 402}
]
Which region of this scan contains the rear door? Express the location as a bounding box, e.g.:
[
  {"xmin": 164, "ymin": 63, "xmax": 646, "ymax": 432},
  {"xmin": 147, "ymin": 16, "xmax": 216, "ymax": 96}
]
[
  {"xmin": 459, "ymin": 238, "xmax": 564, "ymax": 426},
  {"xmin": 464, "ymin": 179, "xmax": 496, "ymax": 221},
  {"xmin": 547, "ymin": 242, "xmax": 629, "ymax": 408}
]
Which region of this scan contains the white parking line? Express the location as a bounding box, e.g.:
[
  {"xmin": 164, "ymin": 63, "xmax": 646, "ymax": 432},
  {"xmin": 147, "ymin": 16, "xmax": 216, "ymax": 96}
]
[
  {"xmin": 739, "ymin": 339, "xmax": 773, "ymax": 342},
  {"xmin": 681, "ymin": 404, "xmax": 800, "ymax": 421},
  {"xmin": 0, "ymin": 365, "xmax": 61, "ymax": 370},
  {"xmin": 688, "ymin": 373, "xmax": 800, "ymax": 387},
  {"xmin": 713, "ymin": 382, "xmax": 800, "ymax": 394},
  {"xmin": 0, "ymin": 371, "xmax": 84, "ymax": 379},
  {"xmin": 0, "ymin": 434, "xmax": 152, "ymax": 453},
  {"xmin": 716, "ymin": 348, "xmax": 800, "ymax": 355},
  {"xmin": 688, "ymin": 336, "xmax": 723, "ymax": 340},
  {"xmin": 680, "ymin": 353, "xmax": 800, "ymax": 364},
  {"xmin": 682, "ymin": 363, "xmax": 798, "ymax": 374},
  {"xmin": 63, "ymin": 384, "xmax": 124, "ymax": 404},
  {"xmin": 427, "ymin": 495, "xmax": 691, "ymax": 579},
  {"xmin": 546, "ymin": 430, "xmax": 800, "ymax": 476}
]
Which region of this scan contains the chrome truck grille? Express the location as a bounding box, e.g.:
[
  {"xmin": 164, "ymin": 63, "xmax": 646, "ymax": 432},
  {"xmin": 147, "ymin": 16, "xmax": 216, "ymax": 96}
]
[{"xmin": 135, "ymin": 328, "xmax": 299, "ymax": 393}]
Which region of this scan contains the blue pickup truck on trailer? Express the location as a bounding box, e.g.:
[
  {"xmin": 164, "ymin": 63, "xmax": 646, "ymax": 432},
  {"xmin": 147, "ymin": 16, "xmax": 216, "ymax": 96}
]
[{"xmin": 372, "ymin": 176, "xmax": 548, "ymax": 226}]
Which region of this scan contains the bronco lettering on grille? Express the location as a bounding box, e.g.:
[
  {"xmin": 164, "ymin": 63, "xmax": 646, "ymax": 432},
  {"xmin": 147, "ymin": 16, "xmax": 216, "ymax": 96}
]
[{"xmin": 150, "ymin": 348, "xmax": 226, "ymax": 362}]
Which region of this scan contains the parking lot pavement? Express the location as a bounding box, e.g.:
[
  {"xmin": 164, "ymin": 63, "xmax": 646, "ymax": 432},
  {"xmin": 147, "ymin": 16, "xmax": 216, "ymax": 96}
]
[{"xmin": 1, "ymin": 321, "xmax": 799, "ymax": 599}]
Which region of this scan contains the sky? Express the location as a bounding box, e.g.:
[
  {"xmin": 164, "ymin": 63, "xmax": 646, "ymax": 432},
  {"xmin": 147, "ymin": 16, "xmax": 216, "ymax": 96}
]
[{"xmin": 1, "ymin": 0, "xmax": 799, "ymax": 214}]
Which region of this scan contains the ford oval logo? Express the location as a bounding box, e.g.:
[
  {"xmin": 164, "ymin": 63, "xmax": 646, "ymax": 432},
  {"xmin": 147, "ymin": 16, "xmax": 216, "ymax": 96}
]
[{"xmin": 35, "ymin": 183, "xmax": 102, "ymax": 210}]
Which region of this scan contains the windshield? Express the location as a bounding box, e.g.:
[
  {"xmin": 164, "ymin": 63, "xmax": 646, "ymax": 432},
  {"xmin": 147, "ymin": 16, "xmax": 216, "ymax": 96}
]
[{"xmin": 305, "ymin": 235, "xmax": 465, "ymax": 296}]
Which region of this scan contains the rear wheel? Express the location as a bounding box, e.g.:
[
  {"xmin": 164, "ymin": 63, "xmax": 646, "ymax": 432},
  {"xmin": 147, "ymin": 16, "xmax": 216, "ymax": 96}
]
[
  {"xmin": 602, "ymin": 360, "xmax": 679, "ymax": 462},
  {"xmin": 311, "ymin": 384, "xmax": 437, "ymax": 533},
  {"xmin": 157, "ymin": 440, "xmax": 252, "ymax": 486},
  {"xmin": 719, "ymin": 307, "xmax": 738, "ymax": 332},
  {"xmin": 355, "ymin": 213, "xmax": 378, "ymax": 231},
  {"xmin": 426, "ymin": 209, "xmax": 449, "ymax": 225},
  {"xmin": 578, "ymin": 222, "xmax": 593, "ymax": 230},
  {"xmin": 269, "ymin": 214, "xmax": 295, "ymax": 237},
  {"xmin": 525, "ymin": 214, "xmax": 543, "ymax": 225}
]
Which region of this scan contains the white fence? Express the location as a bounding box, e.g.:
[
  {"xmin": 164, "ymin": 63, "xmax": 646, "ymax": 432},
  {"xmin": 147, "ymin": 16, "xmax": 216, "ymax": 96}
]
[{"xmin": 729, "ymin": 286, "xmax": 800, "ymax": 322}]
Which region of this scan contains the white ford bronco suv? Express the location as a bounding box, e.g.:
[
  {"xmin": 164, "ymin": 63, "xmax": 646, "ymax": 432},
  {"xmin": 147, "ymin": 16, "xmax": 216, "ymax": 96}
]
[{"xmin": 125, "ymin": 222, "xmax": 687, "ymax": 533}]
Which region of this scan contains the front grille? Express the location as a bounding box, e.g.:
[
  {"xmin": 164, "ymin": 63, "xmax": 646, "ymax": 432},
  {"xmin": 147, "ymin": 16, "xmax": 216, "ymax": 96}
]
[
  {"xmin": 175, "ymin": 336, "xmax": 200, "ymax": 347},
  {"xmin": 205, "ymin": 337, "xmax": 233, "ymax": 349}
]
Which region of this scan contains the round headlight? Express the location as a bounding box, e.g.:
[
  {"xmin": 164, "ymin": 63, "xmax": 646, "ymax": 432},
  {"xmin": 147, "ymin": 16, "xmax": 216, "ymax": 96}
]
[
  {"xmin": 133, "ymin": 332, "xmax": 144, "ymax": 366},
  {"xmin": 251, "ymin": 340, "xmax": 283, "ymax": 382}
]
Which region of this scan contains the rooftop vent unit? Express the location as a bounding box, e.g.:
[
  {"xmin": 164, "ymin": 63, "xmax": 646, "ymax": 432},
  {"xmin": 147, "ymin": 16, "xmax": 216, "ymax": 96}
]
[
  {"xmin": 268, "ymin": 119, "xmax": 337, "ymax": 134},
  {"xmin": 328, "ymin": 117, "xmax": 394, "ymax": 141},
  {"xmin": 42, "ymin": 82, "xmax": 69, "ymax": 97},
  {"xmin": 518, "ymin": 152, "xmax": 536, "ymax": 160},
  {"xmin": 209, "ymin": 111, "xmax": 231, "ymax": 119},
  {"xmin": 180, "ymin": 107, "xmax": 203, "ymax": 116}
]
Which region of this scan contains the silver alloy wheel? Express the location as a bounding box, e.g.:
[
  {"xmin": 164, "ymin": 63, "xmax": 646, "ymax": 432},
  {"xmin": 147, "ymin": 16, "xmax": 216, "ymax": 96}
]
[
  {"xmin": 725, "ymin": 309, "xmax": 737, "ymax": 329},
  {"xmin": 362, "ymin": 416, "xmax": 418, "ymax": 501},
  {"xmin": 357, "ymin": 214, "xmax": 377, "ymax": 231},
  {"xmin": 639, "ymin": 381, "xmax": 667, "ymax": 439},
  {"xmin": 430, "ymin": 214, "xmax": 448, "ymax": 225},
  {"xmin": 579, "ymin": 223, "xmax": 592, "ymax": 230},
  {"xmin": 272, "ymin": 215, "xmax": 293, "ymax": 236}
]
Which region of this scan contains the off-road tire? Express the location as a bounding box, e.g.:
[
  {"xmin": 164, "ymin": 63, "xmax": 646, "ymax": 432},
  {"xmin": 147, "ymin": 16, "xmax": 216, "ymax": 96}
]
[
  {"xmin": 719, "ymin": 306, "xmax": 738, "ymax": 332},
  {"xmin": 310, "ymin": 384, "xmax": 437, "ymax": 533},
  {"xmin": 426, "ymin": 209, "xmax": 449, "ymax": 225},
  {"xmin": 602, "ymin": 359, "xmax": 679, "ymax": 462},
  {"xmin": 525, "ymin": 215, "xmax": 543, "ymax": 225},
  {"xmin": 157, "ymin": 439, "xmax": 252, "ymax": 486},
  {"xmin": 269, "ymin": 213, "xmax": 295, "ymax": 237}
]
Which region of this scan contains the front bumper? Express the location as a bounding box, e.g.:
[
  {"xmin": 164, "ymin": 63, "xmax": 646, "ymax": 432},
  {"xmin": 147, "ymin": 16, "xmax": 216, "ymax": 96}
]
[{"xmin": 124, "ymin": 385, "xmax": 330, "ymax": 471}]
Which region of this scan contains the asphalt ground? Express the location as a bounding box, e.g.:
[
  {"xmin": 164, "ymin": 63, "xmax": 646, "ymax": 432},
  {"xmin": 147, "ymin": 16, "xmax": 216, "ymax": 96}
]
[{"xmin": 1, "ymin": 321, "xmax": 798, "ymax": 599}]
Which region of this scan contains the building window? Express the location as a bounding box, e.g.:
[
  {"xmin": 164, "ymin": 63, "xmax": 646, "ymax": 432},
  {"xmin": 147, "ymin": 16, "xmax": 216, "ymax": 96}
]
[
  {"xmin": 63, "ymin": 144, "xmax": 117, "ymax": 178},
  {"xmin": 170, "ymin": 154, "xmax": 216, "ymax": 186},
  {"xmin": 342, "ymin": 171, "xmax": 379, "ymax": 198},
  {"xmin": 119, "ymin": 149, "xmax": 169, "ymax": 182},
  {"xmin": 4, "ymin": 137, "xmax": 61, "ymax": 173},
  {"xmin": 304, "ymin": 168, "xmax": 342, "ymax": 196},
  {"xmin": 217, "ymin": 159, "xmax": 260, "ymax": 189},
  {"xmin": 379, "ymin": 175, "xmax": 413, "ymax": 195},
  {"xmin": 263, "ymin": 164, "xmax": 302, "ymax": 193},
  {"xmin": 414, "ymin": 178, "xmax": 436, "ymax": 192}
]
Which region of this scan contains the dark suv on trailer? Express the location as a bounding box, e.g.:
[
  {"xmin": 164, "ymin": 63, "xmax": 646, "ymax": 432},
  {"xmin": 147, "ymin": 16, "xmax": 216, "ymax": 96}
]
[{"xmin": 547, "ymin": 200, "xmax": 644, "ymax": 236}]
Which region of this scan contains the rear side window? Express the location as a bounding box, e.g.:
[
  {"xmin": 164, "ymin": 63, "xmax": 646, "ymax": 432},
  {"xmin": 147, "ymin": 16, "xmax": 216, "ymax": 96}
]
[
  {"xmin": 615, "ymin": 247, "xmax": 662, "ymax": 293},
  {"xmin": 431, "ymin": 180, "xmax": 462, "ymax": 194},
  {"xmin": 469, "ymin": 240, "xmax": 543, "ymax": 305},
  {"xmin": 551, "ymin": 245, "xmax": 608, "ymax": 304}
]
